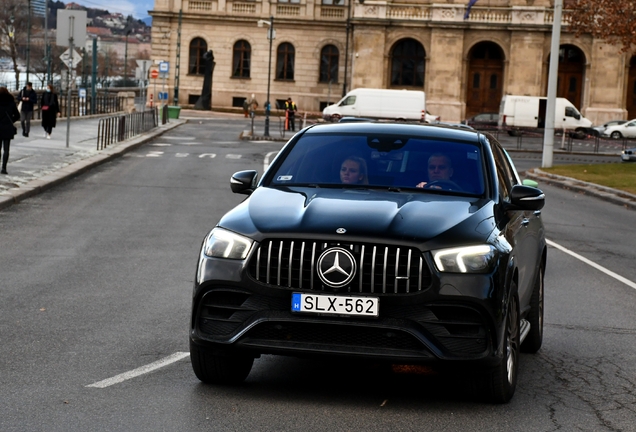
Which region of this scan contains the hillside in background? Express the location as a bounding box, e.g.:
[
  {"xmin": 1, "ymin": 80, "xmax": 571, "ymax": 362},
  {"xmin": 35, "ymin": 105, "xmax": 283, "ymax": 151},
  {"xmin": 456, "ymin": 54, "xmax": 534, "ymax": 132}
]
[{"xmin": 47, "ymin": 1, "xmax": 150, "ymax": 33}]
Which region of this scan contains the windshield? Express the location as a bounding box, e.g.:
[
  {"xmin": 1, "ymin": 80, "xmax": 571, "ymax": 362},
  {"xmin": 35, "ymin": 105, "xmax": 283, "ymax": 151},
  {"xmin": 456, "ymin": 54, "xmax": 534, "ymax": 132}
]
[{"xmin": 267, "ymin": 132, "xmax": 486, "ymax": 195}]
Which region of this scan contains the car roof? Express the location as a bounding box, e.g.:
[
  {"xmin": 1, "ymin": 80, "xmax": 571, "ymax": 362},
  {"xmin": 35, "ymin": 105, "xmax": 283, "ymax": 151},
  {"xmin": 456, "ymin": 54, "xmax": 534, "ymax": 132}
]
[{"xmin": 307, "ymin": 121, "xmax": 482, "ymax": 142}]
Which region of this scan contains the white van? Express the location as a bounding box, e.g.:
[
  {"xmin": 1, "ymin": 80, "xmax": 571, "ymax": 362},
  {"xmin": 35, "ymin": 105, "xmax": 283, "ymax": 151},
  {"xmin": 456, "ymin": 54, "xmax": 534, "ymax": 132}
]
[
  {"xmin": 322, "ymin": 88, "xmax": 426, "ymax": 122},
  {"xmin": 498, "ymin": 95, "xmax": 592, "ymax": 133}
]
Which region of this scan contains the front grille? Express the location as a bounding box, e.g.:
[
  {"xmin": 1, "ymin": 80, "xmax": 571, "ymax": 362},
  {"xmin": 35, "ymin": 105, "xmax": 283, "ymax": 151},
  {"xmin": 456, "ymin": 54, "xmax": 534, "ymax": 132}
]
[{"xmin": 248, "ymin": 239, "xmax": 431, "ymax": 294}]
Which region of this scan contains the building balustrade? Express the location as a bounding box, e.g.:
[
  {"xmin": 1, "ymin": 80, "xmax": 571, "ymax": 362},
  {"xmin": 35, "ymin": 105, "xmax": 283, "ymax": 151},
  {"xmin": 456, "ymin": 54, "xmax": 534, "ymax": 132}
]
[{"xmin": 177, "ymin": 1, "xmax": 573, "ymax": 27}]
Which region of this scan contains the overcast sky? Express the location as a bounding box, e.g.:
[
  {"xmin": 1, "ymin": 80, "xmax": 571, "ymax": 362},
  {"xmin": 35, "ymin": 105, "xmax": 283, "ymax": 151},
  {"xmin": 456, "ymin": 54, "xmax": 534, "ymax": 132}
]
[{"xmin": 69, "ymin": 0, "xmax": 154, "ymax": 19}]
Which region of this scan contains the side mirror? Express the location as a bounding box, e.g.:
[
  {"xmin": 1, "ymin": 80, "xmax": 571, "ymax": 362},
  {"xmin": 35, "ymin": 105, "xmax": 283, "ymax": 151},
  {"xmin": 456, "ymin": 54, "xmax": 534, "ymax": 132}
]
[
  {"xmin": 508, "ymin": 184, "xmax": 545, "ymax": 211},
  {"xmin": 230, "ymin": 170, "xmax": 258, "ymax": 195}
]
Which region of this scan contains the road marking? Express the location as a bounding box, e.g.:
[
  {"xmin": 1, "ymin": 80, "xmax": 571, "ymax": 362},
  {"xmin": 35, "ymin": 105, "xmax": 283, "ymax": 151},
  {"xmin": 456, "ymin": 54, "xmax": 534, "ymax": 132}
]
[
  {"xmin": 146, "ymin": 151, "xmax": 164, "ymax": 157},
  {"xmin": 86, "ymin": 352, "xmax": 190, "ymax": 388},
  {"xmin": 199, "ymin": 153, "xmax": 217, "ymax": 158},
  {"xmin": 226, "ymin": 154, "xmax": 242, "ymax": 159},
  {"xmin": 547, "ymin": 239, "xmax": 636, "ymax": 291},
  {"xmin": 160, "ymin": 136, "xmax": 195, "ymax": 140},
  {"xmin": 175, "ymin": 153, "xmax": 189, "ymax": 157},
  {"xmin": 150, "ymin": 143, "xmax": 171, "ymax": 147}
]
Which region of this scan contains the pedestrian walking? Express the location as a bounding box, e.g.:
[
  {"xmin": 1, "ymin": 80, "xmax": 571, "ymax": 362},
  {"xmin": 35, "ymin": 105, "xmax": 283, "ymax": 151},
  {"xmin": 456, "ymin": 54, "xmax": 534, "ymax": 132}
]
[
  {"xmin": 17, "ymin": 81, "xmax": 37, "ymax": 137},
  {"xmin": 40, "ymin": 84, "xmax": 60, "ymax": 140},
  {"xmin": 248, "ymin": 93, "xmax": 259, "ymax": 118},
  {"xmin": 285, "ymin": 97, "xmax": 297, "ymax": 131},
  {"xmin": 0, "ymin": 86, "xmax": 21, "ymax": 174}
]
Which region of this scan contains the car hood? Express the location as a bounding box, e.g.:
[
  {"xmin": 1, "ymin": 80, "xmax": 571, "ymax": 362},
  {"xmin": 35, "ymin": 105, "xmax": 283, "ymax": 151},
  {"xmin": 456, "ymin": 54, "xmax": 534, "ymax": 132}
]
[{"xmin": 218, "ymin": 186, "xmax": 495, "ymax": 246}]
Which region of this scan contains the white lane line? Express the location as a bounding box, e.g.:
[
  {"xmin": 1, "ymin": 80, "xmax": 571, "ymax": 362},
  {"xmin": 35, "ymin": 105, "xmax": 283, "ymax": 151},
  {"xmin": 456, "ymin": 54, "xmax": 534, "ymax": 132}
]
[
  {"xmin": 226, "ymin": 154, "xmax": 242, "ymax": 159},
  {"xmin": 86, "ymin": 352, "xmax": 190, "ymax": 388},
  {"xmin": 547, "ymin": 239, "xmax": 636, "ymax": 290},
  {"xmin": 160, "ymin": 137, "xmax": 195, "ymax": 140}
]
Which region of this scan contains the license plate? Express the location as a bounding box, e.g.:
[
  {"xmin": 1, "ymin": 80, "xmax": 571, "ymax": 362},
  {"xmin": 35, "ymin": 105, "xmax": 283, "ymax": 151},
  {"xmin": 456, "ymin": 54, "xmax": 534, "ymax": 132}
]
[{"xmin": 291, "ymin": 293, "xmax": 379, "ymax": 317}]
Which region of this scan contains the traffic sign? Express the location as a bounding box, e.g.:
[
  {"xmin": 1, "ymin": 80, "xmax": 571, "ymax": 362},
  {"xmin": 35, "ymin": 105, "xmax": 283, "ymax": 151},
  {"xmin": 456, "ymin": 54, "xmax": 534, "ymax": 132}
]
[
  {"xmin": 150, "ymin": 69, "xmax": 159, "ymax": 79},
  {"xmin": 60, "ymin": 48, "xmax": 82, "ymax": 68},
  {"xmin": 159, "ymin": 62, "xmax": 169, "ymax": 73},
  {"xmin": 136, "ymin": 59, "xmax": 153, "ymax": 71}
]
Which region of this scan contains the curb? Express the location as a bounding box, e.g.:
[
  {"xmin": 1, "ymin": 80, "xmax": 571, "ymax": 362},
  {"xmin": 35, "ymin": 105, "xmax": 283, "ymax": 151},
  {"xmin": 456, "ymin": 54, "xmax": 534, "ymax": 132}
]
[
  {"xmin": 525, "ymin": 168, "xmax": 636, "ymax": 211},
  {"xmin": 0, "ymin": 119, "xmax": 187, "ymax": 211}
]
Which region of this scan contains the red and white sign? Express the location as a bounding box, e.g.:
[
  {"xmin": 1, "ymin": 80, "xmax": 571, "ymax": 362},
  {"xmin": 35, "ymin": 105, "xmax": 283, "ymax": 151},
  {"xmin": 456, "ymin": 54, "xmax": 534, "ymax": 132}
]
[{"xmin": 150, "ymin": 69, "xmax": 159, "ymax": 79}]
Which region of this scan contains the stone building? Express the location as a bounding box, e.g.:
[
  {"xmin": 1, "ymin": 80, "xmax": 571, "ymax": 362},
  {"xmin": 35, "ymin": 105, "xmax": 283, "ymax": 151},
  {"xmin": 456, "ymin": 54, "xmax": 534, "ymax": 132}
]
[{"xmin": 150, "ymin": 0, "xmax": 636, "ymax": 123}]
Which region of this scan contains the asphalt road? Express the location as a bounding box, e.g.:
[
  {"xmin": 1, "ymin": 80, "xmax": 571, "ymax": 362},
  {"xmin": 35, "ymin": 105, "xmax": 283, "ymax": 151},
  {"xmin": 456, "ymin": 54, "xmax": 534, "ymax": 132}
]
[{"xmin": 1, "ymin": 118, "xmax": 634, "ymax": 431}]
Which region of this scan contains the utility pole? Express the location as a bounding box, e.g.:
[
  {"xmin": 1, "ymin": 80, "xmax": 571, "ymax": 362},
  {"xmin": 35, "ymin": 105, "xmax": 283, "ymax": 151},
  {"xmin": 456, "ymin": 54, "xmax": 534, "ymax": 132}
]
[
  {"xmin": 45, "ymin": 0, "xmax": 52, "ymax": 83},
  {"xmin": 541, "ymin": 0, "xmax": 563, "ymax": 168}
]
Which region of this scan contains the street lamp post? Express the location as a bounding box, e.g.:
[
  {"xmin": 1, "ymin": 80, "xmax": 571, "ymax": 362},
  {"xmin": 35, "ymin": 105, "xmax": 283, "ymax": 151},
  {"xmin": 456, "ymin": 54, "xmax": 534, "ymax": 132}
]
[
  {"xmin": 258, "ymin": 17, "xmax": 274, "ymax": 137},
  {"xmin": 124, "ymin": 29, "xmax": 131, "ymax": 87},
  {"xmin": 26, "ymin": 0, "xmax": 31, "ymax": 84}
]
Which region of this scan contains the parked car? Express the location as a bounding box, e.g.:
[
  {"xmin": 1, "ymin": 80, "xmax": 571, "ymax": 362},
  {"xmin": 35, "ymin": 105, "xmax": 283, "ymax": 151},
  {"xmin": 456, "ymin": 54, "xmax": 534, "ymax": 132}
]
[
  {"xmin": 603, "ymin": 119, "xmax": 636, "ymax": 139},
  {"xmin": 464, "ymin": 112, "xmax": 499, "ymax": 128},
  {"xmin": 190, "ymin": 121, "xmax": 547, "ymax": 404},
  {"xmin": 621, "ymin": 147, "xmax": 636, "ymax": 161},
  {"xmin": 591, "ymin": 120, "xmax": 627, "ymax": 137}
]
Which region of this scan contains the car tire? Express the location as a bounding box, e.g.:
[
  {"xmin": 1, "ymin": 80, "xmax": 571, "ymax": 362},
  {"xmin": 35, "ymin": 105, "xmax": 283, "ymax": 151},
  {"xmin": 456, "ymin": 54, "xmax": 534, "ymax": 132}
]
[
  {"xmin": 611, "ymin": 131, "xmax": 623, "ymax": 139},
  {"xmin": 573, "ymin": 128, "xmax": 588, "ymax": 139},
  {"xmin": 521, "ymin": 266, "xmax": 544, "ymax": 354},
  {"xmin": 190, "ymin": 340, "xmax": 254, "ymax": 385},
  {"xmin": 476, "ymin": 292, "xmax": 520, "ymax": 404}
]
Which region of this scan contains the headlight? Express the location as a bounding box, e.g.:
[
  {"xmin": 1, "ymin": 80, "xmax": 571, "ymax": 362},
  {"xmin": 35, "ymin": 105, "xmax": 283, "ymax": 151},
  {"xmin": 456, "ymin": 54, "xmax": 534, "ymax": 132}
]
[
  {"xmin": 432, "ymin": 245, "xmax": 497, "ymax": 273},
  {"xmin": 203, "ymin": 228, "xmax": 253, "ymax": 259}
]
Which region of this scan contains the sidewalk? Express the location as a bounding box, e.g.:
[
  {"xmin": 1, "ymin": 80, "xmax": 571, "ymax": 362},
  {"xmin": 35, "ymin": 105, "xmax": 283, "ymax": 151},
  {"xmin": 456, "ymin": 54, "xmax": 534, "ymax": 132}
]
[{"xmin": 0, "ymin": 115, "xmax": 186, "ymax": 211}]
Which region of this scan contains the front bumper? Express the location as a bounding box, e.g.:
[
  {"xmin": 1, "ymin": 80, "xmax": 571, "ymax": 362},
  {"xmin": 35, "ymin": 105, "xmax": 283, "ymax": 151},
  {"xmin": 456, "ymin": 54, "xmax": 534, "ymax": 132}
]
[{"xmin": 192, "ymin": 259, "xmax": 505, "ymax": 367}]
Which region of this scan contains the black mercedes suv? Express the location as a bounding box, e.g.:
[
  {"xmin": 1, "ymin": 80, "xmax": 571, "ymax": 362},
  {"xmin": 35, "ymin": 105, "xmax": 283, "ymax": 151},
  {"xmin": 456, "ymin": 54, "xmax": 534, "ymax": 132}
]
[{"xmin": 190, "ymin": 121, "xmax": 546, "ymax": 403}]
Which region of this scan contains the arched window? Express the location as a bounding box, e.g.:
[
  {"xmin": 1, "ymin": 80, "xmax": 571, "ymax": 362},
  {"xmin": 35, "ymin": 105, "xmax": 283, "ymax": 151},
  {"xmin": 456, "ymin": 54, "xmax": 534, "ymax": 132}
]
[
  {"xmin": 319, "ymin": 44, "xmax": 339, "ymax": 83},
  {"xmin": 189, "ymin": 38, "xmax": 207, "ymax": 75},
  {"xmin": 232, "ymin": 40, "xmax": 251, "ymax": 78},
  {"xmin": 390, "ymin": 38, "xmax": 425, "ymax": 87},
  {"xmin": 276, "ymin": 43, "xmax": 295, "ymax": 81}
]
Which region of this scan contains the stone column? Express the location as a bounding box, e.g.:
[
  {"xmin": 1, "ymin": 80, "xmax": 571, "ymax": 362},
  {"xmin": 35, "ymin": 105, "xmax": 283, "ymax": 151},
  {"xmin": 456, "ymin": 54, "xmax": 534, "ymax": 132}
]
[{"xmin": 426, "ymin": 28, "xmax": 464, "ymax": 122}]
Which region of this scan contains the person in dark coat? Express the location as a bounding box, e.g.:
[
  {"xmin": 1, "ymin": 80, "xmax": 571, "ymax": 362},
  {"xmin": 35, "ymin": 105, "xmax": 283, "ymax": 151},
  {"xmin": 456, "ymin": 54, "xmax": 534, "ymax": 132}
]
[
  {"xmin": 40, "ymin": 84, "xmax": 60, "ymax": 139},
  {"xmin": 18, "ymin": 81, "xmax": 37, "ymax": 137},
  {"xmin": 0, "ymin": 86, "xmax": 20, "ymax": 174}
]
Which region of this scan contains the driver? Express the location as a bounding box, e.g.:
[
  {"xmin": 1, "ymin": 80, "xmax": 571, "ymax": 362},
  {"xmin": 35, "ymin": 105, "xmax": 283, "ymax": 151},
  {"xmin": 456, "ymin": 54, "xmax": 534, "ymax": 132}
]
[{"xmin": 416, "ymin": 153, "xmax": 454, "ymax": 189}]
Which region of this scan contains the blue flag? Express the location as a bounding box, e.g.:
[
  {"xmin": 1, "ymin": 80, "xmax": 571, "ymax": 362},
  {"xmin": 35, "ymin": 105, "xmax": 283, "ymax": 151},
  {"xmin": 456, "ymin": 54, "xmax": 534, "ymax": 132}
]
[{"xmin": 464, "ymin": 0, "xmax": 479, "ymax": 20}]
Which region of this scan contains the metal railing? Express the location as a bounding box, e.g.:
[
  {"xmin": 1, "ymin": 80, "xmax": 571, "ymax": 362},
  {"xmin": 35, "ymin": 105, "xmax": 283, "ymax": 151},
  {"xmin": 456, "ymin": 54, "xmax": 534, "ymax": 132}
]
[
  {"xmin": 97, "ymin": 108, "xmax": 158, "ymax": 150},
  {"xmin": 15, "ymin": 94, "xmax": 127, "ymax": 120},
  {"xmin": 60, "ymin": 95, "xmax": 126, "ymax": 118}
]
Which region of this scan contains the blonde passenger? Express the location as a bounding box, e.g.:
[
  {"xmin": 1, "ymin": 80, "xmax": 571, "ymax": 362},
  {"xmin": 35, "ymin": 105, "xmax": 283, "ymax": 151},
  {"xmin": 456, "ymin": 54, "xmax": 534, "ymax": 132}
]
[{"xmin": 339, "ymin": 156, "xmax": 368, "ymax": 185}]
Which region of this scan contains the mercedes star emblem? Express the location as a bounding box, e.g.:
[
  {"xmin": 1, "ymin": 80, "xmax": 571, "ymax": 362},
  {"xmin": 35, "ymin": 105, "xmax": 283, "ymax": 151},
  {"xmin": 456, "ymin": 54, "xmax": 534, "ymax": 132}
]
[{"xmin": 317, "ymin": 247, "xmax": 356, "ymax": 288}]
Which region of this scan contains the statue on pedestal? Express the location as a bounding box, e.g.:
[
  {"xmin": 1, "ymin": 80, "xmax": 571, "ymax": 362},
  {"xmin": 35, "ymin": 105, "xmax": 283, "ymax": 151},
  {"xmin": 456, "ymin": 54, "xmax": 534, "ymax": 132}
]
[{"xmin": 195, "ymin": 50, "xmax": 215, "ymax": 110}]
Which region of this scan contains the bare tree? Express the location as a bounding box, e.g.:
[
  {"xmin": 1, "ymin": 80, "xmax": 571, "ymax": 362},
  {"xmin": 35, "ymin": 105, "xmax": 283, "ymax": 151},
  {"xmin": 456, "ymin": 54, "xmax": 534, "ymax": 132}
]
[
  {"xmin": 0, "ymin": 0, "xmax": 30, "ymax": 90},
  {"xmin": 568, "ymin": 0, "xmax": 636, "ymax": 52}
]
